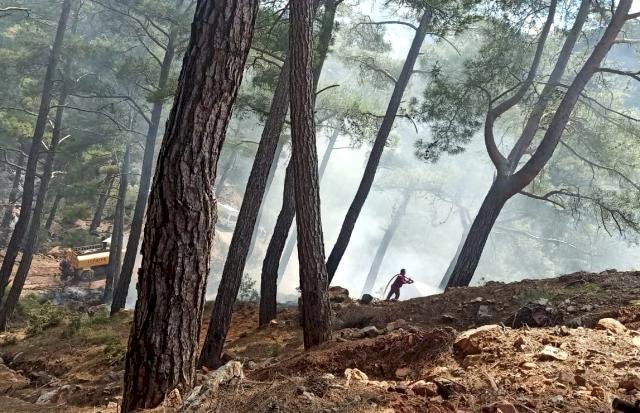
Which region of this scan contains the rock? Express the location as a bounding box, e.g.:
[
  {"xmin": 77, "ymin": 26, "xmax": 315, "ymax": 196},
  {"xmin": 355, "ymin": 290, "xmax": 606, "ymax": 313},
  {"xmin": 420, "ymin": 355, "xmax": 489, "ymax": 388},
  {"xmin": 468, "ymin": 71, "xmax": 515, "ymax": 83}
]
[
  {"xmin": 182, "ymin": 362, "xmax": 244, "ymax": 412},
  {"xmin": 509, "ymin": 304, "xmax": 555, "ymax": 327},
  {"xmin": 36, "ymin": 385, "xmax": 80, "ymax": 405},
  {"xmin": 441, "ymin": 314, "xmax": 456, "ymax": 322},
  {"xmin": 10, "ymin": 351, "xmax": 24, "ymax": 366},
  {"xmin": 633, "ymin": 336, "xmax": 640, "ymax": 348},
  {"xmin": 484, "ymin": 401, "xmax": 519, "ymax": 413},
  {"xmin": 344, "ymin": 368, "xmax": 368, "ymax": 386},
  {"xmin": 470, "ymin": 297, "xmax": 484, "ymax": 303},
  {"xmin": 321, "ymin": 373, "xmax": 335, "ymax": 380},
  {"xmin": 386, "ymin": 319, "xmax": 409, "ymax": 332},
  {"xmin": 476, "ymin": 304, "xmax": 494, "ymax": 322},
  {"xmin": 513, "ymin": 336, "xmax": 526, "ymax": 350},
  {"xmin": 533, "ymin": 298, "xmax": 549, "ymax": 306},
  {"xmin": 395, "ymin": 367, "xmax": 411, "ymax": 379},
  {"xmin": 360, "ymin": 326, "xmax": 382, "ymax": 338},
  {"xmin": 328, "ymin": 286, "xmax": 350, "ymax": 303},
  {"xmin": 566, "ymin": 305, "xmax": 577, "ymax": 313},
  {"xmin": 596, "ymin": 318, "xmax": 627, "ymax": 334},
  {"xmin": 0, "ymin": 364, "xmax": 29, "ymax": 393},
  {"xmin": 433, "ymin": 378, "xmax": 465, "ymax": 399},
  {"xmin": 29, "ymin": 370, "xmax": 55, "ymax": 386},
  {"xmin": 550, "ymin": 395, "xmax": 564, "ymax": 404},
  {"xmin": 163, "ymin": 388, "xmax": 182, "ymax": 409},
  {"xmin": 453, "ymin": 325, "xmax": 500, "ymax": 356},
  {"xmin": 574, "ymin": 375, "xmax": 587, "ymax": 387},
  {"xmin": 245, "ymin": 361, "xmax": 257, "ymax": 370},
  {"xmin": 519, "ymin": 362, "xmax": 538, "ymax": 370},
  {"xmin": 220, "ymin": 351, "xmax": 237, "ymax": 363},
  {"xmin": 87, "ymin": 304, "xmax": 108, "ymax": 316},
  {"xmin": 538, "ymin": 345, "xmax": 569, "ymax": 361},
  {"xmin": 557, "ymin": 371, "xmax": 574, "ymax": 385},
  {"xmin": 410, "ymin": 380, "xmax": 438, "ymax": 397},
  {"xmin": 360, "ymin": 294, "xmax": 374, "ymax": 304},
  {"xmin": 591, "ymin": 386, "xmax": 606, "ymax": 399},
  {"xmin": 269, "ymin": 319, "xmax": 278, "ymax": 326},
  {"xmin": 619, "ymin": 373, "xmax": 640, "ymax": 390}
]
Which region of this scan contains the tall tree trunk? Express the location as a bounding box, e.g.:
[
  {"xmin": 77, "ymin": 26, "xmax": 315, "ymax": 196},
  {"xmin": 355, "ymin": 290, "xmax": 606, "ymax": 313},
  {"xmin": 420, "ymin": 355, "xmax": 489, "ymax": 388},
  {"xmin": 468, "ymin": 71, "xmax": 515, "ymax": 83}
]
[
  {"xmin": 89, "ymin": 174, "xmax": 115, "ymax": 233},
  {"xmin": 0, "ymin": 150, "xmax": 25, "ymax": 239},
  {"xmin": 247, "ymin": 137, "xmax": 285, "ymax": 262},
  {"xmin": 110, "ymin": 29, "xmax": 177, "ymax": 315},
  {"xmin": 447, "ymin": 0, "xmax": 630, "ymax": 287},
  {"xmin": 120, "ymin": 2, "xmax": 257, "ymax": 410},
  {"xmin": 361, "ymin": 190, "xmax": 411, "ymax": 296},
  {"xmin": 44, "ymin": 191, "xmax": 62, "ymax": 233},
  {"xmin": 438, "ymin": 207, "xmax": 471, "ymax": 289},
  {"xmin": 289, "ymin": 0, "xmax": 331, "ymax": 348},
  {"xmin": 276, "ymin": 125, "xmax": 339, "ymax": 285},
  {"xmin": 199, "ymin": 52, "xmax": 291, "ymax": 369},
  {"xmin": 103, "ymin": 146, "xmax": 129, "ymax": 303},
  {"xmin": 325, "ymin": 9, "xmax": 432, "ymax": 281},
  {"xmin": 258, "ymin": 0, "xmax": 339, "ymax": 328},
  {"xmin": 0, "ymin": 0, "xmax": 72, "ymax": 298},
  {"xmin": 0, "ymin": 47, "xmax": 74, "ymax": 329}
]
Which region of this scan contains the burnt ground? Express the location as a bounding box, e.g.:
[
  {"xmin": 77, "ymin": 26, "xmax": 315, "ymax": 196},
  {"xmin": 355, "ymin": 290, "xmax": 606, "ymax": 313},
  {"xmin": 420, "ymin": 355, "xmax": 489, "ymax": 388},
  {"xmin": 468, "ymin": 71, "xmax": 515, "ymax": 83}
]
[{"xmin": 0, "ymin": 267, "xmax": 639, "ymax": 412}]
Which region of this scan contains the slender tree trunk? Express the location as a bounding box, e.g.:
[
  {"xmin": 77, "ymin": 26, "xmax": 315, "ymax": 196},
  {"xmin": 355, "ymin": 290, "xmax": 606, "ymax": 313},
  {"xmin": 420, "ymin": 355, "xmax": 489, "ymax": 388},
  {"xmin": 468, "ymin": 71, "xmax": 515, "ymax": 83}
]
[
  {"xmin": 44, "ymin": 191, "xmax": 62, "ymax": 233},
  {"xmin": 276, "ymin": 125, "xmax": 339, "ymax": 284},
  {"xmin": 258, "ymin": 0, "xmax": 339, "ymax": 327},
  {"xmin": 104, "ymin": 146, "xmax": 129, "ymax": 303},
  {"xmin": 289, "ymin": 0, "xmax": 331, "ymax": 348},
  {"xmin": 0, "ymin": 54, "xmax": 73, "ymax": 329},
  {"xmin": 325, "ymin": 9, "xmax": 432, "ymax": 281},
  {"xmin": 0, "ymin": 0, "xmax": 72, "ymax": 298},
  {"xmin": 120, "ymin": 2, "xmax": 257, "ymax": 410},
  {"xmin": 89, "ymin": 174, "xmax": 115, "ymax": 233},
  {"xmin": 110, "ymin": 31, "xmax": 177, "ymax": 315},
  {"xmin": 0, "ymin": 150, "xmax": 25, "ymax": 238},
  {"xmin": 199, "ymin": 53, "xmax": 291, "ymax": 369},
  {"xmin": 439, "ymin": 208, "xmax": 471, "ymax": 289},
  {"xmin": 448, "ymin": 0, "xmax": 631, "ymax": 287},
  {"xmin": 247, "ymin": 137, "xmax": 285, "ymax": 261},
  {"xmin": 361, "ymin": 190, "xmax": 411, "ymax": 296}
]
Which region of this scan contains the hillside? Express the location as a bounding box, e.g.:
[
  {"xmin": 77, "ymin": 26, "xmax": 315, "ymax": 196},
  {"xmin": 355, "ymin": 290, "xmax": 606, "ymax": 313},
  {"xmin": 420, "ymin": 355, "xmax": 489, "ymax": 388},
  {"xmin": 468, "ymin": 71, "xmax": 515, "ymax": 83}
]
[{"xmin": 0, "ymin": 264, "xmax": 639, "ymax": 412}]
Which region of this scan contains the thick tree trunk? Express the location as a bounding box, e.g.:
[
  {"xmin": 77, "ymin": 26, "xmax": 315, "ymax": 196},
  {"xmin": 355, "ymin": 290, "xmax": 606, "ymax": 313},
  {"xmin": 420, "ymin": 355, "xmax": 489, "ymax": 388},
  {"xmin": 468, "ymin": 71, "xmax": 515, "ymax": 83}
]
[
  {"xmin": 89, "ymin": 174, "xmax": 115, "ymax": 233},
  {"xmin": 103, "ymin": 146, "xmax": 129, "ymax": 303},
  {"xmin": 438, "ymin": 208, "xmax": 471, "ymax": 289},
  {"xmin": 258, "ymin": 1, "xmax": 339, "ymax": 327},
  {"xmin": 361, "ymin": 190, "xmax": 410, "ymax": 296},
  {"xmin": 200, "ymin": 53, "xmax": 290, "ymax": 368},
  {"xmin": 0, "ymin": 0, "xmax": 72, "ymax": 298},
  {"xmin": 445, "ymin": 181, "xmax": 508, "ymax": 288},
  {"xmin": 247, "ymin": 137, "xmax": 285, "ymax": 262},
  {"xmin": 289, "ymin": 0, "xmax": 331, "ymax": 348},
  {"xmin": 110, "ymin": 30, "xmax": 177, "ymax": 315},
  {"xmin": 44, "ymin": 191, "xmax": 62, "ymax": 233},
  {"xmin": 120, "ymin": 2, "xmax": 257, "ymax": 410},
  {"xmin": 325, "ymin": 9, "xmax": 432, "ymax": 281},
  {"xmin": 276, "ymin": 126, "xmax": 338, "ymax": 285},
  {"xmin": 448, "ymin": 0, "xmax": 632, "ymax": 287},
  {"xmin": 0, "ymin": 150, "xmax": 25, "ymax": 237},
  {"xmin": 0, "ymin": 58, "xmax": 72, "ymax": 329}
]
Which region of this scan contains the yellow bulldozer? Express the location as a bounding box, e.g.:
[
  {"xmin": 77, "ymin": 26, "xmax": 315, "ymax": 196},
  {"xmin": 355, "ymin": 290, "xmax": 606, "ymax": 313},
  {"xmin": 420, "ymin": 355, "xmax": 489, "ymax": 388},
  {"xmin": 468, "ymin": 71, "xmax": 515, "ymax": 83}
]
[{"xmin": 60, "ymin": 238, "xmax": 112, "ymax": 281}]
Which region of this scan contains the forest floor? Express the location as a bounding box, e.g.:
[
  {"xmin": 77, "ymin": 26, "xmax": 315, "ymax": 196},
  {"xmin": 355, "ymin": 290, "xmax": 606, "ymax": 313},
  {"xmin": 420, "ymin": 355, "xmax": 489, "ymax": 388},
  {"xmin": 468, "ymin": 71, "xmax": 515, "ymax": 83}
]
[{"xmin": 0, "ymin": 259, "xmax": 639, "ymax": 412}]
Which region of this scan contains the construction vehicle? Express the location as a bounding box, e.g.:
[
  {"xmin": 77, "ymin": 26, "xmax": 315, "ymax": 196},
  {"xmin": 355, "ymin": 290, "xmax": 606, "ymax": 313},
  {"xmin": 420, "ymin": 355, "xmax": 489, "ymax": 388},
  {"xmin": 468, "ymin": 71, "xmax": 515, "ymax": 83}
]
[{"xmin": 60, "ymin": 237, "xmax": 111, "ymax": 281}]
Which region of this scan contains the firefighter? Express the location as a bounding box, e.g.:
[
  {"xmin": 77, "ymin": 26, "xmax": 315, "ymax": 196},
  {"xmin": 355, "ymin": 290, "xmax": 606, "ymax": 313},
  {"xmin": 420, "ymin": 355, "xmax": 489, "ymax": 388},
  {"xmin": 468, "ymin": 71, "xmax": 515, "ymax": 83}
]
[{"xmin": 385, "ymin": 269, "xmax": 413, "ymax": 301}]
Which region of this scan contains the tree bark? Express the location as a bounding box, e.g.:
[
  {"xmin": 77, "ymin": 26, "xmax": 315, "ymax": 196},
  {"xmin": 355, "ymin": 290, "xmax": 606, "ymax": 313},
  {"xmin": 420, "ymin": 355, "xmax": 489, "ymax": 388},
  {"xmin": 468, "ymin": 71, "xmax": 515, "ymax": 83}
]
[
  {"xmin": 247, "ymin": 137, "xmax": 285, "ymax": 262},
  {"xmin": 289, "ymin": 0, "xmax": 331, "ymax": 348},
  {"xmin": 325, "ymin": 9, "xmax": 432, "ymax": 281},
  {"xmin": 0, "ymin": 0, "xmax": 72, "ymax": 299},
  {"xmin": 103, "ymin": 146, "xmax": 129, "ymax": 303},
  {"xmin": 361, "ymin": 189, "xmax": 411, "ymax": 296},
  {"xmin": 199, "ymin": 54, "xmax": 291, "ymax": 369},
  {"xmin": 44, "ymin": 191, "xmax": 62, "ymax": 233},
  {"xmin": 447, "ymin": 0, "xmax": 631, "ymax": 287},
  {"xmin": 438, "ymin": 207, "xmax": 471, "ymax": 290},
  {"xmin": 0, "ymin": 150, "xmax": 25, "ymax": 237},
  {"xmin": 110, "ymin": 28, "xmax": 177, "ymax": 315},
  {"xmin": 120, "ymin": 1, "xmax": 257, "ymax": 410},
  {"xmin": 258, "ymin": 0, "xmax": 339, "ymax": 328},
  {"xmin": 89, "ymin": 174, "xmax": 115, "ymax": 233},
  {"xmin": 276, "ymin": 126, "xmax": 339, "ymax": 286},
  {"xmin": 445, "ymin": 180, "xmax": 509, "ymax": 288}
]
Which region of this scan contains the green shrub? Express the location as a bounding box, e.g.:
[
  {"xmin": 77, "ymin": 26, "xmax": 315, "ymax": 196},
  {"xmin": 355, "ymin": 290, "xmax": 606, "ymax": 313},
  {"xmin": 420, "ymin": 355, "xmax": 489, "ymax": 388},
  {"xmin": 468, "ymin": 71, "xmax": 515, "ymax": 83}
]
[
  {"xmin": 17, "ymin": 295, "xmax": 67, "ymax": 336},
  {"xmin": 58, "ymin": 228, "xmax": 101, "ymax": 247},
  {"xmin": 61, "ymin": 203, "xmax": 91, "ymax": 225}
]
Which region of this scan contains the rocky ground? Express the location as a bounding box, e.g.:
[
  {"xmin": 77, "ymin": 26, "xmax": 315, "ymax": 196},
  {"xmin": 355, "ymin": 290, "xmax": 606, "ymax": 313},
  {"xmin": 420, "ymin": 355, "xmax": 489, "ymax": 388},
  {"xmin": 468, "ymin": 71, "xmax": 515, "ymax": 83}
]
[{"xmin": 0, "ymin": 267, "xmax": 639, "ymax": 412}]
